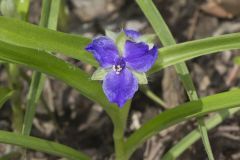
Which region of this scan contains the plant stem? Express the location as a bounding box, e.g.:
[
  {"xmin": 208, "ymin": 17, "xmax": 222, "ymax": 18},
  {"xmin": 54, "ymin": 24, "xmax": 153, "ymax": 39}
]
[
  {"xmin": 112, "ymin": 101, "xmax": 131, "ymax": 160},
  {"xmin": 22, "ymin": 72, "xmax": 45, "ymax": 135},
  {"xmin": 140, "ymin": 86, "xmax": 166, "ymax": 108},
  {"xmin": 113, "ymin": 125, "xmax": 125, "ymax": 160},
  {"xmin": 136, "ymin": 0, "xmax": 214, "ymax": 159},
  {"xmin": 8, "ymin": 64, "xmax": 24, "ymax": 133}
]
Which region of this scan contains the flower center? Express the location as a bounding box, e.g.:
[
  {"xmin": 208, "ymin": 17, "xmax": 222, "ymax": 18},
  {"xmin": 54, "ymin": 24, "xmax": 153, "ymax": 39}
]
[{"xmin": 112, "ymin": 58, "xmax": 126, "ymax": 74}]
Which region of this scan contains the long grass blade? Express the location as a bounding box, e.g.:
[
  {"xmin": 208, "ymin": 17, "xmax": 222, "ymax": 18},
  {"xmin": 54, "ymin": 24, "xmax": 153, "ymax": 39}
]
[
  {"xmin": 0, "ymin": 130, "xmax": 90, "ymax": 160},
  {"xmin": 21, "ymin": 0, "xmax": 50, "ymax": 136},
  {"xmin": 22, "ymin": 0, "xmax": 60, "ymax": 136},
  {"xmin": 1, "ymin": 16, "xmax": 240, "ymax": 72},
  {"xmin": 0, "ymin": 16, "xmax": 95, "ymax": 66},
  {"xmin": 151, "ymin": 33, "xmax": 240, "ymax": 73},
  {"xmin": 0, "ymin": 40, "xmax": 119, "ymax": 119}
]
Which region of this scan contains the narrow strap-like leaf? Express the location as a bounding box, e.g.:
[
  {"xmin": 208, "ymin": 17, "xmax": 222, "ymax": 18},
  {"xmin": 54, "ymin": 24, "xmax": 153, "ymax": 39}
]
[
  {"xmin": 0, "ymin": 130, "xmax": 90, "ymax": 160},
  {"xmin": 125, "ymin": 89, "xmax": 240, "ymax": 158}
]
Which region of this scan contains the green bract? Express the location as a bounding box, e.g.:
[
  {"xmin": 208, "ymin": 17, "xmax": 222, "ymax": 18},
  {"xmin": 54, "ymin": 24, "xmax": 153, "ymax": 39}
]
[
  {"xmin": 132, "ymin": 71, "xmax": 148, "ymax": 84},
  {"xmin": 91, "ymin": 67, "xmax": 109, "ymax": 80}
]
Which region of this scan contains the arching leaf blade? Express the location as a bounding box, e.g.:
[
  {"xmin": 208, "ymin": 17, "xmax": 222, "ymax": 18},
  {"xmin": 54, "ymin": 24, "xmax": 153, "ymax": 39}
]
[
  {"xmin": 150, "ymin": 33, "xmax": 240, "ymax": 73},
  {"xmin": 125, "ymin": 88, "xmax": 240, "ymax": 158},
  {"xmin": 0, "ymin": 16, "xmax": 97, "ymax": 66},
  {"xmin": 0, "ymin": 130, "xmax": 90, "ymax": 160},
  {"xmin": 0, "ymin": 40, "xmax": 119, "ymax": 118}
]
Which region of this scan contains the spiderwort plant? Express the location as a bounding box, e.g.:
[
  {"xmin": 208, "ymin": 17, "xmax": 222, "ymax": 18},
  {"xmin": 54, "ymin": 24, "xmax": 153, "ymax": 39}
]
[
  {"xmin": 85, "ymin": 29, "xmax": 158, "ymax": 107},
  {"xmin": 1, "ymin": 0, "xmax": 240, "ymax": 160}
]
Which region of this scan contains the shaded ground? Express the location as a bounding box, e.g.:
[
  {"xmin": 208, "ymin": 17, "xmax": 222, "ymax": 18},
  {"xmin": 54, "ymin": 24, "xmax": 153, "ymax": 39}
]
[{"xmin": 1, "ymin": 0, "xmax": 240, "ymax": 159}]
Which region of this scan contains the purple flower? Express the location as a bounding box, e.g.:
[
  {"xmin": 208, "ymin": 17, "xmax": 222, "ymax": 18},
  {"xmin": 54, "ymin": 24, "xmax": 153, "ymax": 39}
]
[{"xmin": 85, "ymin": 29, "xmax": 158, "ymax": 107}]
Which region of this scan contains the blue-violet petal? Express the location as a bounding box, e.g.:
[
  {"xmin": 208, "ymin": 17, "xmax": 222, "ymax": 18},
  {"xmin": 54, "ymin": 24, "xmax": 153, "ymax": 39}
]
[
  {"xmin": 85, "ymin": 36, "xmax": 119, "ymax": 68},
  {"xmin": 124, "ymin": 40, "xmax": 158, "ymax": 72},
  {"xmin": 103, "ymin": 68, "xmax": 138, "ymax": 107},
  {"xmin": 124, "ymin": 29, "xmax": 141, "ymax": 40}
]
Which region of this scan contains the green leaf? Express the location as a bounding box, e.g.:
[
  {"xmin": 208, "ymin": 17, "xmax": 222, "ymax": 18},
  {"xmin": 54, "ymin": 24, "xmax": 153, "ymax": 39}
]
[
  {"xmin": 0, "ymin": 16, "xmax": 97, "ymax": 66},
  {"xmin": 1, "ymin": 16, "xmax": 240, "ymax": 75},
  {"xmin": 0, "ymin": 87, "xmax": 14, "ymax": 108},
  {"xmin": 125, "ymin": 88, "xmax": 240, "ymax": 159},
  {"xmin": 0, "ymin": 130, "xmax": 90, "ymax": 160},
  {"xmin": 0, "ymin": 40, "xmax": 119, "ymax": 120},
  {"xmin": 91, "ymin": 67, "xmax": 108, "ymax": 80},
  {"xmin": 151, "ymin": 32, "xmax": 240, "ymax": 74},
  {"xmin": 132, "ymin": 71, "xmax": 148, "ymax": 84},
  {"xmin": 47, "ymin": 0, "xmax": 61, "ymax": 30}
]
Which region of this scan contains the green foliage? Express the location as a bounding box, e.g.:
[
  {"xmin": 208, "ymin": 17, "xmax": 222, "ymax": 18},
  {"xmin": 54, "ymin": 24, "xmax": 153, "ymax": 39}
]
[
  {"xmin": 0, "ymin": 41, "xmax": 117, "ymax": 114},
  {"xmin": 0, "ymin": 0, "xmax": 239, "ymax": 159},
  {"xmin": 0, "ymin": 19, "xmax": 239, "ymax": 159},
  {"xmin": 125, "ymin": 89, "xmax": 240, "ymax": 158},
  {"xmin": 151, "ymin": 33, "xmax": 240, "ymax": 73},
  {"xmin": 22, "ymin": 0, "xmax": 61, "ymax": 137},
  {"xmin": 1, "ymin": 16, "xmax": 240, "ymax": 76},
  {"xmin": 0, "ymin": 16, "xmax": 96, "ymax": 66},
  {"xmin": 0, "ymin": 130, "xmax": 90, "ymax": 160}
]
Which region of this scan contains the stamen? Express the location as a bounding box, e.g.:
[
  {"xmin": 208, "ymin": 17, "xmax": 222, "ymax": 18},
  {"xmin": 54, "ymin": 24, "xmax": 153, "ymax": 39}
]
[
  {"xmin": 112, "ymin": 58, "xmax": 126, "ymax": 74},
  {"xmin": 116, "ymin": 68, "xmax": 122, "ymax": 72},
  {"xmin": 112, "ymin": 65, "xmax": 116, "ymax": 71},
  {"xmin": 112, "ymin": 65, "xmax": 123, "ymax": 74}
]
